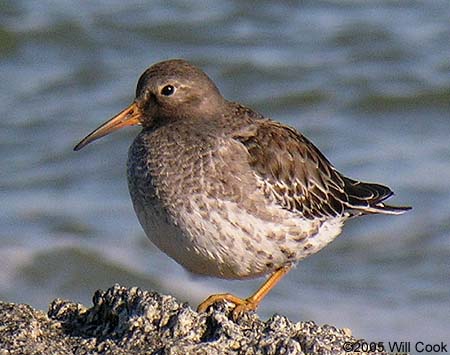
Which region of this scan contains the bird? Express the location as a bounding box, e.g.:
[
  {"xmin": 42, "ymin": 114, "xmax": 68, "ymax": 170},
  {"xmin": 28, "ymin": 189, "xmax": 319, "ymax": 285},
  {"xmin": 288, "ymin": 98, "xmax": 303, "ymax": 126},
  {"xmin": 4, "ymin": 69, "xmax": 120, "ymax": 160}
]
[{"xmin": 74, "ymin": 59, "xmax": 410, "ymax": 318}]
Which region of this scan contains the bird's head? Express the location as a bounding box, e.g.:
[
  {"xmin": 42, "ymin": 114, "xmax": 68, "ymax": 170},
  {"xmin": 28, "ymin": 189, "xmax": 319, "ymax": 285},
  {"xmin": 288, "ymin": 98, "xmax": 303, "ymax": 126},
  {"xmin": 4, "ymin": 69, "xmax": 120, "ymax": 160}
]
[{"xmin": 74, "ymin": 59, "xmax": 224, "ymax": 151}]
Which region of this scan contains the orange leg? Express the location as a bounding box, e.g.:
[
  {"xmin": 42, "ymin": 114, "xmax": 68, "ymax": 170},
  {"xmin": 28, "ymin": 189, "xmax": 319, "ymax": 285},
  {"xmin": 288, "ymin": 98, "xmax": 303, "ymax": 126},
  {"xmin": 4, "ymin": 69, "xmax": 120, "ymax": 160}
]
[{"xmin": 197, "ymin": 266, "xmax": 291, "ymax": 319}]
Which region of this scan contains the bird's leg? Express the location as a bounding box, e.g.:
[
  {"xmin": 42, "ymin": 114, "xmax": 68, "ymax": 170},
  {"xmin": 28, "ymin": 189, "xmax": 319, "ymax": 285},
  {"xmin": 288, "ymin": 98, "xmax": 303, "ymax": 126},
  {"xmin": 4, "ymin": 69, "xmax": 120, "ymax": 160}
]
[{"xmin": 197, "ymin": 266, "xmax": 291, "ymax": 319}]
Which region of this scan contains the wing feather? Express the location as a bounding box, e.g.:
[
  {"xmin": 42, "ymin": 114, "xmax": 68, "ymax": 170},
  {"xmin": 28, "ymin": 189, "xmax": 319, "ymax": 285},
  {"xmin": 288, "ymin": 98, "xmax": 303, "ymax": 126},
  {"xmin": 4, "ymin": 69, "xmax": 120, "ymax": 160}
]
[{"xmin": 233, "ymin": 119, "xmax": 410, "ymax": 218}]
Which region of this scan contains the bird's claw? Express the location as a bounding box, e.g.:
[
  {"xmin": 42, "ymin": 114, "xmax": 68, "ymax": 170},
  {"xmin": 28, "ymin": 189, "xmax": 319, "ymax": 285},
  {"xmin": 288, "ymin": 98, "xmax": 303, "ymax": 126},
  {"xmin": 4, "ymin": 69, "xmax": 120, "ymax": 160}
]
[{"xmin": 197, "ymin": 293, "xmax": 258, "ymax": 320}]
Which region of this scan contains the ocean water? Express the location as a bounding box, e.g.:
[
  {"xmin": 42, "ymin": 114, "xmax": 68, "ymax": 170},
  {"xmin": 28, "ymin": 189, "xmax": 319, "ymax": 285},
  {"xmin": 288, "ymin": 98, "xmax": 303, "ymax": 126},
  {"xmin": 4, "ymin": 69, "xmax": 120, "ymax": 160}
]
[{"xmin": 1, "ymin": 1, "xmax": 449, "ymax": 352}]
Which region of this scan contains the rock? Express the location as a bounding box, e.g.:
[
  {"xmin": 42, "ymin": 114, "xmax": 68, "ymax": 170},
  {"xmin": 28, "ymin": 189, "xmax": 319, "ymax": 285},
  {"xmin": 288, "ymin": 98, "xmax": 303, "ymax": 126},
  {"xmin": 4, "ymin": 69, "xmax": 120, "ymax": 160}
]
[{"xmin": 0, "ymin": 284, "xmax": 389, "ymax": 355}]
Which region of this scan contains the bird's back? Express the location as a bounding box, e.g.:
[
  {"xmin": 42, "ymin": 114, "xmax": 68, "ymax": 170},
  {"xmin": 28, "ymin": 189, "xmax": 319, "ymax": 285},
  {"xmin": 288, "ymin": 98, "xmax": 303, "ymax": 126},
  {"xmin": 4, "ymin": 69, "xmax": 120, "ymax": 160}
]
[{"xmin": 230, "ymin": 116, "xmax": 410, "ymax": 219}]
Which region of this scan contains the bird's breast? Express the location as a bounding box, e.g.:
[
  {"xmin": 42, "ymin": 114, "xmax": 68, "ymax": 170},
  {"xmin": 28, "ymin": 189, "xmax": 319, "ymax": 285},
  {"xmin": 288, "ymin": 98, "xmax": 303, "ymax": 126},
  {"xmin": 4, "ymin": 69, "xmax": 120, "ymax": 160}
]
[{"xmin": 126, "ymin": 130, "xmax": 345, "ymax": 280}]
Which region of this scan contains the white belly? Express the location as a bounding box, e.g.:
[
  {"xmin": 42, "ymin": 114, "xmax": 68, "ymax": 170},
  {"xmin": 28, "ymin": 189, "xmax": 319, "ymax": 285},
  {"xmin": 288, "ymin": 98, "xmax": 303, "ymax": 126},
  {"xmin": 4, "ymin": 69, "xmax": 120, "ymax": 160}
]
[{"xmin": 132, "ymin": 192, "xmax": 344, "ymax": 280}]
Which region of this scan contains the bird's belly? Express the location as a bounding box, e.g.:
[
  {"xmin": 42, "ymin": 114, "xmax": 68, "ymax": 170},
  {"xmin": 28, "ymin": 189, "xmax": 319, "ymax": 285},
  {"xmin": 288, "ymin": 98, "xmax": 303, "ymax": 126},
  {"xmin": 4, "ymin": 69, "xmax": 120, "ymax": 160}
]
[{"xmin": 131, "ymin": 190, "xmax": 344, "ymax": 280}]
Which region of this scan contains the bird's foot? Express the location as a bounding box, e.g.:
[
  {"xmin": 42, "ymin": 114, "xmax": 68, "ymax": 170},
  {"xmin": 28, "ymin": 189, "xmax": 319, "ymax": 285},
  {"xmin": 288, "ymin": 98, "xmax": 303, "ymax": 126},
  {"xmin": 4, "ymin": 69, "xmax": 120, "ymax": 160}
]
[
  {"xmin": 197, "ymin": 267, "xmax": 292, "ymax": 320},
  {"xmin": 197, "ymin": 293, "xmax": 259, "ymax": 320}
]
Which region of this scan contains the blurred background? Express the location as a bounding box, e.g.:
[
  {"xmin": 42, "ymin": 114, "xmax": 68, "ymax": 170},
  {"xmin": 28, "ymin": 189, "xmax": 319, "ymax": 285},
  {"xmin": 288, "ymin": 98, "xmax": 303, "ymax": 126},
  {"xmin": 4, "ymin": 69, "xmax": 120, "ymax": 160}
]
[{"xmin": 1, "ymin": 0, "xmax": 449, "ymax": 350}]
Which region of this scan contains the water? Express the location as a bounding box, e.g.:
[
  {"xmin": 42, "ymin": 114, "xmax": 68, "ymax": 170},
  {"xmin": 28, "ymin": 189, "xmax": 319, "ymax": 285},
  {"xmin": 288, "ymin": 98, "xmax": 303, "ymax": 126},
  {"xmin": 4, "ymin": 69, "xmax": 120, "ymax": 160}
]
[{"xmin": 1, "ymin": 1, "xmax": 449, "ymax": 352}]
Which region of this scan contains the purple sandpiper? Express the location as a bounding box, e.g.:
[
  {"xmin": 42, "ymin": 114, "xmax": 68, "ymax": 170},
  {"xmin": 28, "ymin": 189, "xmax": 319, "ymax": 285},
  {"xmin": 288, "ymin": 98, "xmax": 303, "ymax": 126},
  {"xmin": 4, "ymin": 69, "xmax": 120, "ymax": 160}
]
[{"xmin": 74, "ymin": 59, "xmax": 411, "ymax": 318}]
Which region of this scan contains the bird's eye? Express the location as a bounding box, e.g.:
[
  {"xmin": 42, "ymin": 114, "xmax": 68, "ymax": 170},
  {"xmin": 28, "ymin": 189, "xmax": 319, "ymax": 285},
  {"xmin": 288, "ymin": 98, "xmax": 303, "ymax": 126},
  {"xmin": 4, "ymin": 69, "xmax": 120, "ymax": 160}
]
[{"xmin": 161, "ymin": 85, "xmax": 175, "ymax": 96}]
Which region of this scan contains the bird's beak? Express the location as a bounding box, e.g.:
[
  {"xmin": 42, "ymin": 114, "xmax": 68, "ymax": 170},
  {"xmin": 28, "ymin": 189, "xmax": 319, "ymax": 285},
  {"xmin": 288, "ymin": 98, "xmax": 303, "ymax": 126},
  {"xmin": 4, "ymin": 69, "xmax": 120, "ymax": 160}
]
[{"xmin": 74, "ymin": 102, "xmax": 142, "ymax": 151}]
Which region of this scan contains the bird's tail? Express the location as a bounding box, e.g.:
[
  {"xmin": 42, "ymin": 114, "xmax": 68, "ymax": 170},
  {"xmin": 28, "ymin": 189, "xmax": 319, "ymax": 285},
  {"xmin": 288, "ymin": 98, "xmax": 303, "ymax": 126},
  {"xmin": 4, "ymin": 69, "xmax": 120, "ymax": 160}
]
[{"xmin": 342, "ymin": 177, "xmax": 411, "ymax": 216}]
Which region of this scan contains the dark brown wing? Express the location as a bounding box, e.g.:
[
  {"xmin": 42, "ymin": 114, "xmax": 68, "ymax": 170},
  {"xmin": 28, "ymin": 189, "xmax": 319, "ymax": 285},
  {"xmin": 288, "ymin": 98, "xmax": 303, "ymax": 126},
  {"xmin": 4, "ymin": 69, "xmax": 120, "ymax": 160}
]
[{"xmin": 233, "ymin": 119, "xmax": 410, "ymax": 219}]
